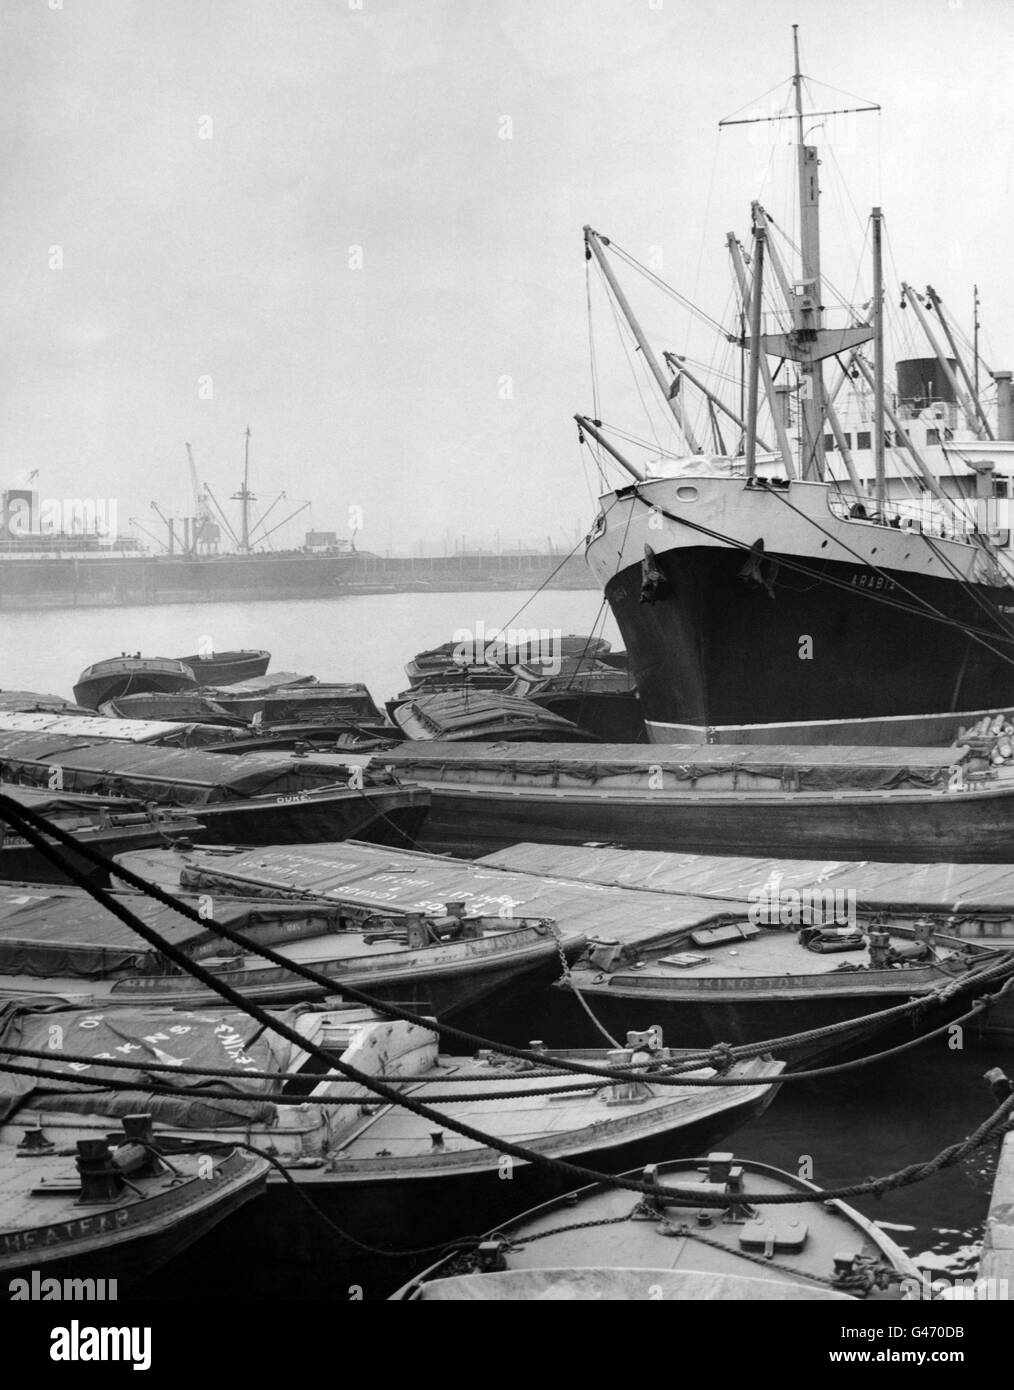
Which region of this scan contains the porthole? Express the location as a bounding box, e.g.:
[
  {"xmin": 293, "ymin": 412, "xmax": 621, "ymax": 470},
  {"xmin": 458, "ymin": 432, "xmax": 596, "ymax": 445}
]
[{"xmin": 676, "ymin": 485, "xmax": 699, "ymax": 502}]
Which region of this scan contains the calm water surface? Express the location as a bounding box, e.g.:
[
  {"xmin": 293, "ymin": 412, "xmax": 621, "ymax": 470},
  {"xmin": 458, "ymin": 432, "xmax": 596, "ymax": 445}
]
[{"xmin": 0, "ymin": 589, "xmax": 621, "ymax": 707}]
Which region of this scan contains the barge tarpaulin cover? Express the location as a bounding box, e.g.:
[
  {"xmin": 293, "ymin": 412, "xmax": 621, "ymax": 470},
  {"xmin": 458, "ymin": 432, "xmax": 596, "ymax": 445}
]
[
  {"xmin": 0, "ymin": 782, "xmax": 144, "ymax": 815},
  {"xmin": 483, "ymin": 842, "xmax": 1014, "ymax": 915},
  {"xmin": 381, "ymin": 741, "xmax": 965, "ymax": 790},
  {"xmin": 0, "ymin": 1001, "xmax": 307, "ymax": 1127},
  {"xmin": 0, "ymin": 711, "xmax": 238, "ymax": 747},
  {"xmin": 0, "ymin": 732, "xmax": 376, "ymax": 804},
  {"xmin": 0, "ymin": 886, "xmax": 339, "ymax": 978},
  {"xmin": 172, "ymin": 840, "xmax": 735, "ymax": 950},
  {"xmin": 0, "ymin": 888, "xmax": 213, "ymax": 979}
]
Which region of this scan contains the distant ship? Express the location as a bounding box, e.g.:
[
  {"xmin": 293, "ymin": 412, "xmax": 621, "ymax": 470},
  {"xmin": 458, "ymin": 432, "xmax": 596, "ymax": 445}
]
[
  {"xmin": 581, "ymin": 28, "xmax": 1014, "ymax": 745},
  {"xmin": 1, "ymin": 432, "xmax": 593, "ymax": 607},
  {"xmin": 0, "ymin": 429, "xmax": 369, "ymax": 607}
]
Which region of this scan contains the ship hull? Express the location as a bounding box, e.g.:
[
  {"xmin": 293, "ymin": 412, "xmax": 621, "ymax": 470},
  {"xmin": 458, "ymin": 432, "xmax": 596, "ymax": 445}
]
[
  {"xmin": 179, "ymin": 650, "xmax": 271, "ymax": 686},
  {"xmin": 0, "ymin": 551, "xmax": 598, "ymax": 609},
  {"xmin": 556, "ymin": 977, "xmax": 985, "ymax": 1071},
  {"xmin": 132, "ymin": 1073, "xmax": 776, "ymax": 1299},
  {"xmin": 182, "ymin": 786, "xmax": 431, "ymax": 849},
  {"xmin": 586, "ymin": 476, "xmax": 1014, "ymax": 744},
  {"xmin": 106, "ymin": 939, "xmax": 562, "ymax": 1016},
  {"xmin": 73, "ymin": 659, "xmax": 198, "ymax": 710},
  {"xmin": 0, "ymin": 1148, "xmax": 266, "ymax": 1291},
  {"xmin": 405, "ymin": 779, "xmax": 1014, "ymax": 862}
]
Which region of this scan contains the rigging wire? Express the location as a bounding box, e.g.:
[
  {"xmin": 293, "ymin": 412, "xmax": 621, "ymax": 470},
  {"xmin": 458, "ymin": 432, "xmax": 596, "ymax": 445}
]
[
  {"xmin": 575, "ymin": 431, "xmax": 602, "ymax": 508},
  {"xmin": 691, "ymin": 130, "xmax": 723, "ymax": 314},
  {"xmin": 618, "ymin": 483, "xmax": 1014, "ymax": 656},
  {"xmin": 821, "ymin": 133, "xmax": 871, "ymax": 244},
  {"xmin": 760, "ymin": 486, "xmax": 1014, "ymax": 666},
  {"xmin": 489, "ymin": 529, "xmax": 594, "ymax": 637},
  {"xmin": 801, "ymin": 75, "xmax": 882, "ymax": 112},
  {"xmin": 918, "ymin": 528, "xmax": 1014, "ymax": 641},
  {"xmin": 560, "ymin": 598, "xmax": 611, "ymax": 692},
  {"xmin": 718, "ymin": 76, "xmax": 796, "ymax": 126},
  {"xmin": 606, "ymin": 240, "xmax": 729, "ymax": 338},
  {"xmin": 592, "ymin": 419, "xmax": 684, "ymax": 459},
  {"xmin": 597, "ymin": 260, "xmax": 674, "ymax": 457},
  {"xmin": 585, "ymin": 254, "xmax": 602, "ymax": 427}
]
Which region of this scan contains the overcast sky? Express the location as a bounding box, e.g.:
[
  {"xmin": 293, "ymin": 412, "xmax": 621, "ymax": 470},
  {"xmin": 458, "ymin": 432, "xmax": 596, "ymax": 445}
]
[{"xmin": 3, "ymin": 0, "xmax": 1013, "ymax": 554}]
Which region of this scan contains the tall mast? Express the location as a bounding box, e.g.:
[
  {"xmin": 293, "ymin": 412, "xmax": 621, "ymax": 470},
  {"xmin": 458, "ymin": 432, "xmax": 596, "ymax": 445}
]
[
  {"xmin": 872, "ymin": 207, "xmax": 886, "ymax": 508},
  {"xmin": 792, "ymin": 23, "xmax": 825, "ymax": 480},
  {"xmin": 720, "ymin": 28, "xmax": 875, "ymax": 482},
  {"xmin": 726, "ymin": 233, "xmax": 796, "ymax": 475},
  {"xmin": 584, "ymin": 227, "xmax": 701, "ymax": 454},
  {"xmin": 754, "ymin": 203, "xmax": 864, "ymax": 495},
  {"xmin": 231, "ymin": 425, "xmax": 257, "ymax": 554},
  {"xmin": 973, "ymin": 284, "xmax": 981, "ymax": 415},
  {"xmin": 745, "ymin": 219, "xmax": 766, "ymax": 479}
]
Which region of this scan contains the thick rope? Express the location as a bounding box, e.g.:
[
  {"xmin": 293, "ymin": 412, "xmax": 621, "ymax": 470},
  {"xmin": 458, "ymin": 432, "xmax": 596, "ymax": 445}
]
[
  {"xmin": 0, "ymin": 791, "xmax": 1011, "ymax": 1091},
  {"xmin": 0, "ymin": 792, "xmax": 801, "ymax": 1205},
  {"xmin": 1, "ymin": 977, "xmax": 1007, "ymax": 1095},
  {"xmin": 4, "ymin": 1056, "xmax": 1012, "ymax": 1208},
  {"xmin": 1, "ymin": 795, "xmax": 1012, "ymax": 1205},
  {"xmin": 0, "ymin": 1054, "xmax": 628, "ymax": 1103},
  {"xmin": 5, "ymin": 788, "xmax": 1009, "ymax": 1076}
]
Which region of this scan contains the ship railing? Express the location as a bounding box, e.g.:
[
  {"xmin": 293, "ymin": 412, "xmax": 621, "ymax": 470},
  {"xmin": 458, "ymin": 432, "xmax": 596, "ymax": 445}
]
[{"xmin": 825, "ymin": 488, "xmax": 980, "ymax": 543}]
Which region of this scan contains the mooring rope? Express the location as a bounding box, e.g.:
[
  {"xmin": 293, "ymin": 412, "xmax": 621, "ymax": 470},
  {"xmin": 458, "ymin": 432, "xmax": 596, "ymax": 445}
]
[
  {"xmin": 1, "ymin": 792, "xmax": 1013, "ymax": 1209},
  {"xmin": 1, "ymin": 976, "xmax": 1009, "ymax": 1095},
  {"xmin": 0, "ymin": 790, "xmax": 1011, "ymax": 1092}
]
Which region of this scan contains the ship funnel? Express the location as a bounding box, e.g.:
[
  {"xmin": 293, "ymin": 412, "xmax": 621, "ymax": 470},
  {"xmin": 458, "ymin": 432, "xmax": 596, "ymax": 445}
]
[
  {"xmin": 995, "ymin": 371, "xmax": 1014, "ymax": 441},
  {"xmin": 896, "ymin": 357, "xmax": 958, "ymax": 416}
]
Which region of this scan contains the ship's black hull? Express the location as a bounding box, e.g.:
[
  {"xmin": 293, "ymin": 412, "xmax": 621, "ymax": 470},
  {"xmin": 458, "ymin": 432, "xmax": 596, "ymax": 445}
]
[
  {"xmin": 530, "ymin": 690, "xmax": 646, "ymax": 742},
  {"xmin": 605, "ymin": 545, "xmax": 1014, "ymax": 738}
]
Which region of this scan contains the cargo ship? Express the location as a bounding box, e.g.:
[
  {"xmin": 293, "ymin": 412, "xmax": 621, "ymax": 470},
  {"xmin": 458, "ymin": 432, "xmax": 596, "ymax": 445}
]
[
  {"xmin": 0, "ymin": 542, "xmax": 595, "ymax": 608},
  {"xmin": 580, "ymin": 28, "xmax": 1014, "ymax": 745},
  {"xmin": 0, "ymin": 444, "xmax": 593, "ymax": 607}
]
